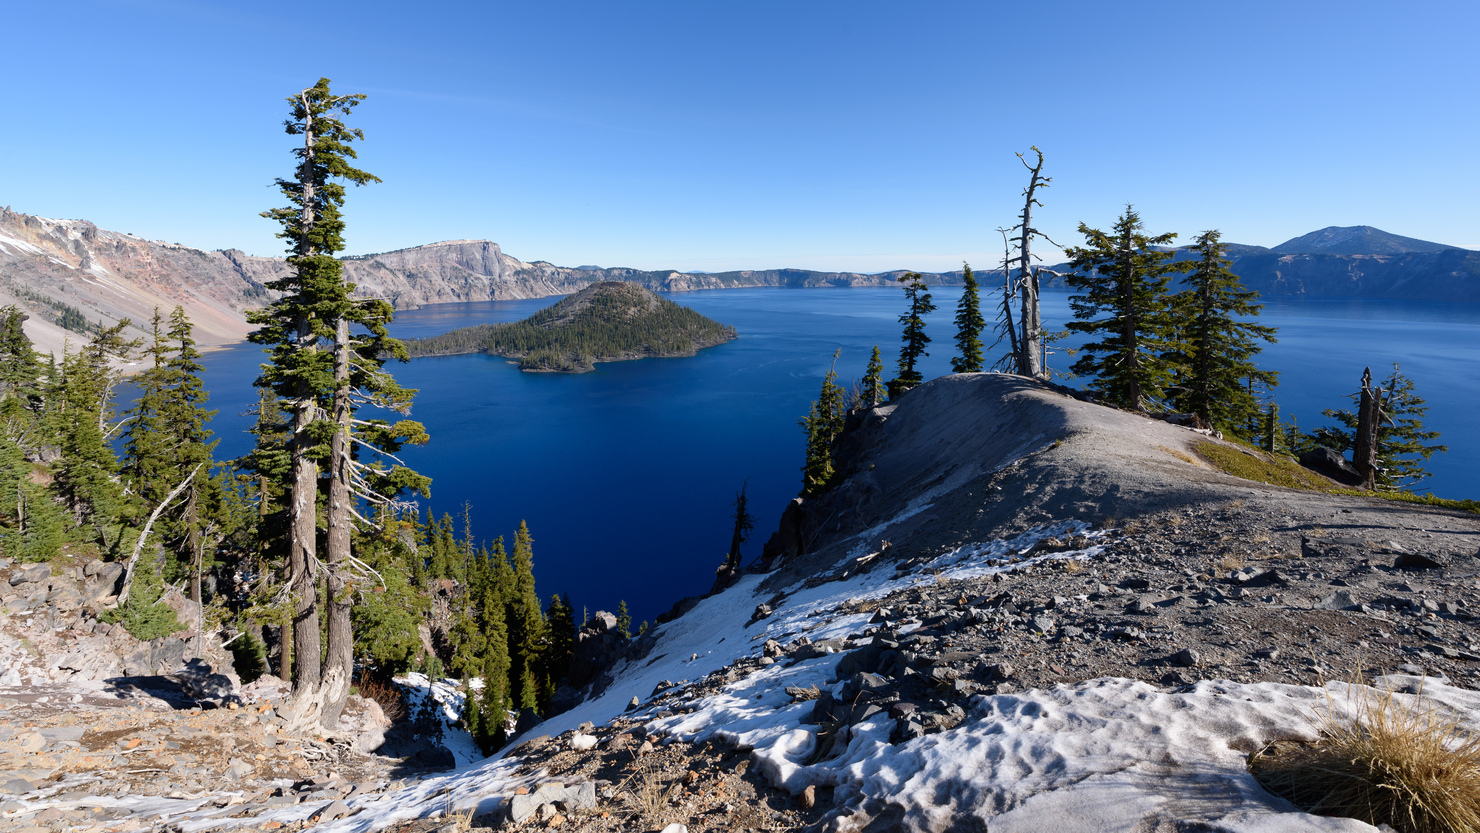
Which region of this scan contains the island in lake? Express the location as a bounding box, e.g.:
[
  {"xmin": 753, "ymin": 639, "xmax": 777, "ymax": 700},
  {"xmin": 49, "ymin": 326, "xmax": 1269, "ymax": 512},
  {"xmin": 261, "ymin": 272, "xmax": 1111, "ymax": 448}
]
[{"xmin": 402, "ymin": 281, "xmax": 738, "ymax": 372}]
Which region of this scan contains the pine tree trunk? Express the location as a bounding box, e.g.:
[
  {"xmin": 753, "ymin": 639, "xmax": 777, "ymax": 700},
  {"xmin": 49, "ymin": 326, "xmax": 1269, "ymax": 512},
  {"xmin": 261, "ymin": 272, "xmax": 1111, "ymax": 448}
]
[
  {"xmin": 322, "ymin": 317, "xmax": 354, "ymax": 728},
  {"xmin": 288, "ymin": 371, "xmax": 321, "ymax": 691},
  {"xmin": 1354, "ymin": 367, "xmax": 1380, "ymax": 489},
  {"xmin": 288, "ymin": 95, "xmax": 322, "ymax": 699}
]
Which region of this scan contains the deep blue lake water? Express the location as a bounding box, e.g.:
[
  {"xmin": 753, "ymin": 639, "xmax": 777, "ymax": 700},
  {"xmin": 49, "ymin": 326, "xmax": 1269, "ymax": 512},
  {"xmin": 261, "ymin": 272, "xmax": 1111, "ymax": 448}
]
[{"xmin": 190, "ymin": 288, "xmax": 1479, "ymax": 624}]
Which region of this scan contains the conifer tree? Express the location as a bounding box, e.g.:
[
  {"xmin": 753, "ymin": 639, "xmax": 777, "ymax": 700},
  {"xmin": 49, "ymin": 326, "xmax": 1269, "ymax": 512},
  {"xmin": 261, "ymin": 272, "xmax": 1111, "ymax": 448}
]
[
  {"xmin": 104, "ymin": 552, "xmax": 186, "ymax": 641},
  {"xmin": 861, "ymin": 345, "xmax": 884, "ymax": 408},
  {"xmin": 951, "ymin": 264, "xmax": 985, "ymax": 373},
  {"xmin": 506, "ymin": 521, "xmax": 546, "ymax": 712},
  {"xmin": 1313, "ymin": 363, "xmax": 1447, "ymax": 490},
  {"xmin": 122, "ymin": 308, "xmax": 219, "ymax": 591},
  {"xmin": 543, "ymin": 593, "xmax": 575, "ymax": 686},
  {"xmin": 799, "ymin": 350, "xmax": 845, "ymax": 496},
  {"xmin": 725, "ymin": 482, "xmax": 755, "ymax": 570},
  {"xmin": 1064, "ymin": 206, "xmax": 1187, "ymax": 411},
  {"xmin": 0, "ymin": 433, "xmax": 65, "ymax": 561},
  {"xmin": 616, "ymin": 599, "xmax": 632, "ymax": 640},
  {"xmin": 250, "ymin": 77, "xmax": 427, "ymax": 727},
  {"xmin": 890, "ymin": 273, "xmax": 935, "ymax": 396},
  {"xmin": 54, "ymin": 321, "xmax": 139, "ymax": 536},
  {"xmin": 1165, "ymin": 231, "xmax": 1278, "ymax": 430},
  {"xmin": 0, "ymin": 306, "xmax": 43, "ymax": 432}
]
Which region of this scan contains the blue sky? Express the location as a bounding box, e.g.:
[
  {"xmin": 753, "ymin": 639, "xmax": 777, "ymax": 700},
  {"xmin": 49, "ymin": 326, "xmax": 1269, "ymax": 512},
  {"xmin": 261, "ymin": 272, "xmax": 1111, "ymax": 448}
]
[{"xmin": 3, "ymin": 0, "xmax": 1476, "ymax": 271}]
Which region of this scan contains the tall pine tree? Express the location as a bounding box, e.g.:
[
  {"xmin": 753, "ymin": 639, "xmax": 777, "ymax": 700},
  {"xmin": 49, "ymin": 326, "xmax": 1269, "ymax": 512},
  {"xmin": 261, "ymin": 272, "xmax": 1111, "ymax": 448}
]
[
  {"xmin": 1165, "ymin": 231, "xmax": 1278, "ymax": 430},
  {"xmin": 951, "ymin": 264, "xmax": 985, "ymax": 373},
  {"xmin": 861, "ymin": 345, "xmax": 884, "ymax": 408},
  {"xmin": 799, "ymin": 350, "xmax": 845, "ymax": 496},
  {"xmin": 1064, "ymin": 206, "xmax": 1186, "ymax": 411},
  {"xmin": 249, "ymin": 77, "xmax": 427, "ymax": 728},
  {"xmin": 890, "ymin": 273, "xmax": 935, "ymax": 396}
]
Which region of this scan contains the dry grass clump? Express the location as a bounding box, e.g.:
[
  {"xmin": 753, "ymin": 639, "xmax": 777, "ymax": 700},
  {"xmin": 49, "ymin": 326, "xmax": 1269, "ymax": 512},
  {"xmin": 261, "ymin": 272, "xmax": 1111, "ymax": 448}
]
[
  {"xmin": 1250, "ymin": 684, "xmax": 1480, "ymax": 832},
  {"xmin": 356, "ymin": 676, "xmax": 406, "ymax": 721},
  {"xmin": 786, "ymin": 685, "xmax": 822, "ymax": 702},
  {"xmin": 620, "ymin": 760, "xmax": 681, "ymax": 829}
]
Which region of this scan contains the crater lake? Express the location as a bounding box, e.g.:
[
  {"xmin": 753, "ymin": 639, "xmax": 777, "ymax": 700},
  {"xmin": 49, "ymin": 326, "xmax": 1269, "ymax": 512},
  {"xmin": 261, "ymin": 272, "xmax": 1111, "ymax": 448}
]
[{"xmin": 184, "ymin": 287, "xmax": 1480, "ymax": 624}]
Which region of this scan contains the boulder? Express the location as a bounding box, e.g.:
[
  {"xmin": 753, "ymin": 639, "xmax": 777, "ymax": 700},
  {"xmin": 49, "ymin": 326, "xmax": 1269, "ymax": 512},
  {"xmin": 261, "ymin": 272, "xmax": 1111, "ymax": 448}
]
[
  {"xmin": 8, "ymin": 563, "xmax": 49, "ymax": 586},
  {"xmin": 176, "ymin": 658, "xmax": 236, "ymax": 704},
  {"xmin": 508, "ymin": 782, "xmax": 597, "ymax": 824},
  {"xmin": 1298, "ymin": 447, "xmax": 1365, "ymax": 486}
]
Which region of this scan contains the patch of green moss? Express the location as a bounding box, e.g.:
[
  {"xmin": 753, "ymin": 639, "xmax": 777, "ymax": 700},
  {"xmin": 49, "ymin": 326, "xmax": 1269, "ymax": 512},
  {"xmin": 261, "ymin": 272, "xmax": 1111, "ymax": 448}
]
[
  {"xmin": 1330, "ymin": 489, "xmax": 1480, "ymax": 515},
  {"xmin": 1195, "ymin": 440, "xmax": 1334, "ymax": 491},
  {"xmin": 1194, "ymin": 440, "xmax": 1479, "ymax": 516}
]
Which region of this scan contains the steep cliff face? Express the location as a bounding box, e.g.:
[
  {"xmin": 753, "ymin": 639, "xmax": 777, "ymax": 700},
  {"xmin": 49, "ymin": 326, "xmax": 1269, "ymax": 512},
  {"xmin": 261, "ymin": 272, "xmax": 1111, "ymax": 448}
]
[{"xmin": 0, "ymin": 208, "xmax": 275, "ymax": 357}]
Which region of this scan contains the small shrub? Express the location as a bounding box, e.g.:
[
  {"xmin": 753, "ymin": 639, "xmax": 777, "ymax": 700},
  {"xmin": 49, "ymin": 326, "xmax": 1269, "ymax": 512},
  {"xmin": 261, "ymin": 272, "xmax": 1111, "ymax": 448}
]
[
  {"xmin": 357, "ymin": 676, "xmax": 407, "ymax": 722},
  {"xmin": 228, "ymin": 632, "xmax": 267, "ymax": 684},
  {"xmin": 102, "ymin": 556, "xmax": 185, "ymax": 642},
  {"xmin": 1251, "ymin": 683, "xmax": 1480, "ymax": 833}
]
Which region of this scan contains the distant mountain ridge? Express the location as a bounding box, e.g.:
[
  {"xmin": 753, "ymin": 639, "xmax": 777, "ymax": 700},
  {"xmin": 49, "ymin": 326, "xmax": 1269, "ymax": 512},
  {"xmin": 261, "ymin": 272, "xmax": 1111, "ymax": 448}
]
[
  {"xmin": 1270, "ymin": 225, "xmax": 1461, "ymax": 256},
  {"xmin": 0, "ymin": 207, "xmax": 1473, "ymax": 360}
]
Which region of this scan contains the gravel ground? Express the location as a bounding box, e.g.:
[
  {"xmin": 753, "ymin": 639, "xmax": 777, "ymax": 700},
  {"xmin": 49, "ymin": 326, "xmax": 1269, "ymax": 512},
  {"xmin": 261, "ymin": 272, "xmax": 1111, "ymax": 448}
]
[{"xmin": 2, "ymin": 373, "xmax": 1476, "ymax": 833}]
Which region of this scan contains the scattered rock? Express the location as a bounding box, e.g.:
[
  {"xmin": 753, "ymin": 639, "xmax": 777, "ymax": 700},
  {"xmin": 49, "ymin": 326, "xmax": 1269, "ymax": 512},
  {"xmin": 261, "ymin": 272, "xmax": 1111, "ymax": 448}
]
[
  {"xmin": 1394, "ymin": 552, "xmax": 1446, "ymax": 571},
  {"xmin": 1169, "ymin": 648, "xmax": 1200, "ymax": 668},
  {"xmin": 8, "ymin": 564, "xmax": 49, "ymax": 586}
]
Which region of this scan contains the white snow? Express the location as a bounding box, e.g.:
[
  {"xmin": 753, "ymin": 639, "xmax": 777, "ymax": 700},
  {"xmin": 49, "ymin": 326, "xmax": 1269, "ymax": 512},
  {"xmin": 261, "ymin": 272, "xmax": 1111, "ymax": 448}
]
[
  {"xmin": 396, "ymin": 672, "xmax": 485, "ymax": 767},
  {"xmin": 0, "ymin": 232, "xmax": 45, "ymax": 255},
  {"xmin": 199, "ymin": 519, "xmax": 1480, "ymax": 831}
]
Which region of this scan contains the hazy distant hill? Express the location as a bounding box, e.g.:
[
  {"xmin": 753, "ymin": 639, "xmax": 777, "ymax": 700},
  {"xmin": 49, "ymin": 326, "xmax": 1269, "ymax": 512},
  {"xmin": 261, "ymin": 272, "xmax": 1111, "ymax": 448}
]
[
  {"xmin": 1042, "ymin": 225, "xmax": 1479, "ymax": 302},
  {"xmin": 1270, "ymin": 225, "xmax": 1462, "ymax": 256}
]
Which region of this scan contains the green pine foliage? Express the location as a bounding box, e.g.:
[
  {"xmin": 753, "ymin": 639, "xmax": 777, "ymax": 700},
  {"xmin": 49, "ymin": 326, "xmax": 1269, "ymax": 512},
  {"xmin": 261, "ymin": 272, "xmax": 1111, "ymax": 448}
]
[
  {"xmin": 507, "ymin": 521, "xmax": 547, "ymax": 712},
  {"xmin": 54, "ymin": 321, "xmax": 141, "ymax": 536},
  {"xmin": 104, "ymin": 554, "xmax": 186, "ymax": 642},
  {"xmin": 228, "ymin": 632, "xmax": 269, "ymax": 684},
  {"xmin": 1064, "ymin": 206, "xmax": 1188, "ymax": 411},
  {"xmin": 1165, "ymin": 232, "xmax": 1279, "ymax": 431},
  {"xmin": 861, "ymin": 345, "xmax": 884, "ymax": 408},
  {"xmin": 890, "ymin": 273, "xmax": 935, "ymax": 396},
  {"xmin": 616, "ymin": 599, "xmax": 632, "ymax": 639},
  {"xmin": 543, "ymin": 593, "xmax": 575, "ymax": 685},
  {"xmin": 1312, "ymin": 364, "xmax": 1448, "ymax": 490},
  {"xmin": 348, "ymin": 513, "xmax": 429, "ymax": 674},
  {"xmin": 0, "ymin": 433, "xmax": 66, "ymax": 562},
  {"xmin": 725, "ymin": 483, "xmax": 755, "ymax": 570},
  {"xmin": 799, "ymin": 350, "xmax": 846, "ymax": 497},
  {"xmin": 121, "ymin": 308, "xmax": 220, "ymax": 581},
  {"xmin": 404, "ymin": 282, "xmax": 736, "ymax": 372},
  {"xmin": 951, "ymin": 264, "xmax": 985, "ymax": 374}
]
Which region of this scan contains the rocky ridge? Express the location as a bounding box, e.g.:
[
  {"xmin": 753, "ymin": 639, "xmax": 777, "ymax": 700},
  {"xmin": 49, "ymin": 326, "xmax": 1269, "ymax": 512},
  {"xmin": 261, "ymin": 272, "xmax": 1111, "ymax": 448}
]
[{"xmin": 11, "ymin": 203, "xmax": 1470, "ymax": 368}]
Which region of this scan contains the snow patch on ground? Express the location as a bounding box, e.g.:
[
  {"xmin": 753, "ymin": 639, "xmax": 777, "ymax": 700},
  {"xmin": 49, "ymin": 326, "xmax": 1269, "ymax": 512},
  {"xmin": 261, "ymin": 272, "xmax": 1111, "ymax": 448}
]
[
  {"xmin": 396, "ymin": 672, "xmax": 483, "ymax": 767},
  {"xmin": 0, "ymin": 232, "xmax": 45, "ymax": 255},
  {"xmin": 281, "ymin": 521, "xmax": 1480, "ymax": 832}
]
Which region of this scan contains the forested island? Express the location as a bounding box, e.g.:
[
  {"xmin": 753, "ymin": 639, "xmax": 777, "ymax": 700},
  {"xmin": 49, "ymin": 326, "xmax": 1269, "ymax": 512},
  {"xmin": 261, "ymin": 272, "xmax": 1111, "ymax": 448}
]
[{"xmin": 403, "ymin": 281, "xmax": 737, "ymax": 372}]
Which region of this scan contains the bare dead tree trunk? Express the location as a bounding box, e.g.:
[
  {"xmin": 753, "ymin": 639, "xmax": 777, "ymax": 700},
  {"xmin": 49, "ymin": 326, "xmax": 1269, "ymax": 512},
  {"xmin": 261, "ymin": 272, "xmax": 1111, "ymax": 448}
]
[
  {"xmin": 1014, "ymin": 148, "xmax": 1050, "ymax": 380},
  {"xmin": 997, "ymin": 229, "xmax": 1020, "ymax": 364},
  {"xmin": 1354, "ymin": 367, "xmax": 1381, "ymax": 489},
  {"xmin": 322, "ymin": 316, "xmax": 355, "ymax": 728},
  {"xmin": 116, "ymin": 465, "xmax": 201, "ymax": 607}
]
